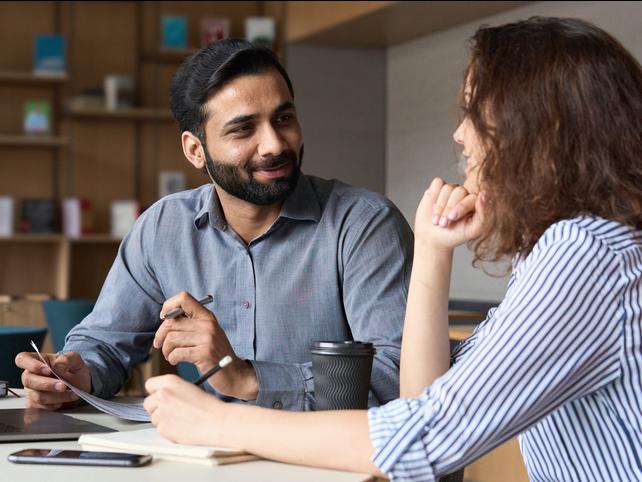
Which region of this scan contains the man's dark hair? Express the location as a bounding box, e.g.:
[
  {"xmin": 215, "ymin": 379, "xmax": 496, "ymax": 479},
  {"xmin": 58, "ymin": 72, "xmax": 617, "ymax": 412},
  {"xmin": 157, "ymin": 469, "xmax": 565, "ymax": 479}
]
[{"xmin": 169, "ymin": 39, "xmax": 294, "ymax": 140}]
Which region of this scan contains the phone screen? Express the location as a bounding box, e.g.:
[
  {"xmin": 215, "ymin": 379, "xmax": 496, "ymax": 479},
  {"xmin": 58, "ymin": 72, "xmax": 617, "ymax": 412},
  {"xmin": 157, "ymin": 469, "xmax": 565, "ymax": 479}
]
[{"xmin": 8, "ymin": 449, "xmax": 152, "ymax": 467}]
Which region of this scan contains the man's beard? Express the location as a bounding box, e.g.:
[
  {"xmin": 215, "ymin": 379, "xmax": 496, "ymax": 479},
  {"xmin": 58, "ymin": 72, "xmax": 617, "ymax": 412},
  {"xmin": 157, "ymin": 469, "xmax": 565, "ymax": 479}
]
[{"xmin": 203, "ymin": 145, "xmax": 303, "ymax": 206}]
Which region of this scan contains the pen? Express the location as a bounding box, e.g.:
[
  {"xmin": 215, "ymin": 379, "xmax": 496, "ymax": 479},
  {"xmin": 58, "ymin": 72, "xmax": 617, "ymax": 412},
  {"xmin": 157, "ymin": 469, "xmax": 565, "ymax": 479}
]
[
  {"xmin": 194, "ymin": 355, "xmax": 233, "ymax": 386},
  {"xmin": 163, "ymin": 294, "xmax": 214, "ymax": 319}
]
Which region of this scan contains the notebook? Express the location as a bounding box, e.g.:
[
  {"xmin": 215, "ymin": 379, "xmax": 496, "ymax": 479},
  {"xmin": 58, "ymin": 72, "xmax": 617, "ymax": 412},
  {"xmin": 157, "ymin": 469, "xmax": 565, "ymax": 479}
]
[{"xmin": 78, "ymin": 427, "xmax": 259, "ymax": 466}]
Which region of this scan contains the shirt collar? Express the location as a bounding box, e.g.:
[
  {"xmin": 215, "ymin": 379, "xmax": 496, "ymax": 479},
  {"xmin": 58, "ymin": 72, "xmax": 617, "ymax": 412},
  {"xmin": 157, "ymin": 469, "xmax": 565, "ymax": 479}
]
[
  {"xmin": 278, "ymin": 174, "xmax": 321, "ymax": 223},
  {"xmin": 193, "ymin": 174, "xmax": 321, "ymax": 230}
]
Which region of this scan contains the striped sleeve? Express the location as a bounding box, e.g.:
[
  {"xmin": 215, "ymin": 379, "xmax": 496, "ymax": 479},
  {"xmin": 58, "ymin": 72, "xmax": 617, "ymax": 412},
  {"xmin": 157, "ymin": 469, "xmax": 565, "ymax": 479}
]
[
  {"xmin": 450, "ymin": 306, "xmax": 498, "ymax": 364},
  {"xmin": 368, "ymin": 221, "xmax": 625, "ymax": 481}
]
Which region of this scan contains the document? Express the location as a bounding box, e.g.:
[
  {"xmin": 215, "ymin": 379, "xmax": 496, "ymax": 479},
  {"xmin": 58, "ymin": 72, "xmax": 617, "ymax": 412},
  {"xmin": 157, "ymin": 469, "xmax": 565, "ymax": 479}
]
[
  {"xmin": 30, "ymin": 340, "xmax": 151, "ymax": 422},
  {"xmin": 79, "ymin": 427, "xmax": 259, "ymax": 466}
]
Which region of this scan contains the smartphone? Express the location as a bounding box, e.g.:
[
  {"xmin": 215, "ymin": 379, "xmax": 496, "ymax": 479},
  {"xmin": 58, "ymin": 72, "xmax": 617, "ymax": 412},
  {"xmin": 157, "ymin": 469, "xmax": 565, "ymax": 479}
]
[{"xmin": 8, "ymin": 448, "xmax": 152, "ymax": 467}]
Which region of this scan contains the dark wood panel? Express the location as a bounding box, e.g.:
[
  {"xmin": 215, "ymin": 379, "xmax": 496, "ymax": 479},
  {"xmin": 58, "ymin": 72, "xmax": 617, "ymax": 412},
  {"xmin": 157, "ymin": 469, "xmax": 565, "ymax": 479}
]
[
  {"xmin": 69, "ymin": 122, "xmax": 136, "ymax": 233},
  {"xmin": 0, "ymin": 1, "xmax": 56, "ymax": 70},
  {"xmin": 68, "ymin": 242, "xmax": 119, "ymax": 299}
]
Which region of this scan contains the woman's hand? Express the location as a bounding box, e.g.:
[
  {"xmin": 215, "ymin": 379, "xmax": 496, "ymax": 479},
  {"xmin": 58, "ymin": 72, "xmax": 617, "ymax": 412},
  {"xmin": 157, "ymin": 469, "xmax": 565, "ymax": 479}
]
[
  {"xmin": 144, "ymin": 375, "xmax": 227, "ymax": 447},
  {"xmin": 414, "ymin": 177, "xmax": 485, "ymax": 250}
]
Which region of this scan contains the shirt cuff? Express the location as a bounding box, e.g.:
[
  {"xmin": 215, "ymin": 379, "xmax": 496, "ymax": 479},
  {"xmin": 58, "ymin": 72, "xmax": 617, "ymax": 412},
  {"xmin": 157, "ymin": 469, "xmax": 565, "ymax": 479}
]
[
  {"xmin": 250, "ymin": 360, "xmax": 313, "ymax": 411},
  {"xmin": 368, "ymin": 395, "xmax": 437, "ymax": 481}
]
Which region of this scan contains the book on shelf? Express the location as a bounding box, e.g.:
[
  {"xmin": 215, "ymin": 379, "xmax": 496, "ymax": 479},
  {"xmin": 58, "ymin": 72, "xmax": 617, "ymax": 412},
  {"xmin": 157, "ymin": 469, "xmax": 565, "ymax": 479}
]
[
  {"xmin": 23, "ymin": 100, "xmax": 51, "ymax": 135},
  {"xmin": 23, "ymin": 293, "xmax": 53, "ymax": 302},
  {"xmin": 63, "ymin": 197, "xmax": 94, "ymax": 238},
  {"xmin": 19, "ymin": 199, "xmax": 58, "ymax": 234},
  {"xmin": 79, "ymin": 427, "xmax": 259, "ymax": 466},
  {"xmin": 245, "ymin": 17, "xmax": 276, "ymax": 50},
  {"xmin": 110, "ymin": 200, "xmax": 140, "ymax": 239},
  {"xmin": 200, "ymin": 17, "xmax": 230, "ymax": 47},
  {"xmin": 67, "ymin": 88, "xmax": 106, "ymax": 111},
  {"xmin": 162, "ymin": 15, "xmax": 188, "ymax": 49},
  {"xmin": 0, "ymin": 196, "xmax": 14, "ymax": 236},
  {"xmin": 104, "ymin": 74, "xmax": 134, "ymax": 110},
  {"xmin": 33, "ymin": 34, "xmax": 66, "ymax": 76},
  {"xmin": 158, "ymin": 170, "xmax": 186, "ymax": 198}
]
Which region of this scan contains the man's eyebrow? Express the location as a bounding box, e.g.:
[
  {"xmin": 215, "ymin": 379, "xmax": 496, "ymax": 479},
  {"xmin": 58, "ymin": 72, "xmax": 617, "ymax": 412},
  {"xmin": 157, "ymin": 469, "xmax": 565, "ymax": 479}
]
[
  {"xmin": 223, "ymin": 113, "xmax": 258, "ymax": 129},
  {"xmin": 274, "ymin": 101, "xmax": 295, "ymax": 113},
  {"xmin": 222, "ymin": 102, "xmax": 295, "ymax": 129}
]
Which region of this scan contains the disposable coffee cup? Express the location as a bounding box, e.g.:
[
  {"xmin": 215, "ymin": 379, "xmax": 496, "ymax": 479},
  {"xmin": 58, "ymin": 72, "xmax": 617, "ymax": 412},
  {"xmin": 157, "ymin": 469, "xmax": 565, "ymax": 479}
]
[{"xmin": 311, "ymin": 341, "xmax": 375, "ymax": 410}]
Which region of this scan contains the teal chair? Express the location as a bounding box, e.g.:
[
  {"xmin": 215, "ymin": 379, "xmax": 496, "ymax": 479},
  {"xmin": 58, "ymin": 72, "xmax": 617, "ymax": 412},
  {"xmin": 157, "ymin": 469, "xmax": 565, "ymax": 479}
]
[
  {"xmin": 177, "ymin": 362, "xmax": 200, "ymax": 382},
  {"xmin": 0, "ymin": 326, "xmax": 47, "ymax": 388},
  {"xmin": 42, "ymin": 299, "xmax": 95, "ymax": 352}
]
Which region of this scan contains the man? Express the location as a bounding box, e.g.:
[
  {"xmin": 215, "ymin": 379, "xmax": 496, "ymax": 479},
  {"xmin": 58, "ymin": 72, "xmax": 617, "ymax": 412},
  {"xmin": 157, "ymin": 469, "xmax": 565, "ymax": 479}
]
[{"xmin": 16, "ymin": 39, "xmax": 413, "ymax": 411}]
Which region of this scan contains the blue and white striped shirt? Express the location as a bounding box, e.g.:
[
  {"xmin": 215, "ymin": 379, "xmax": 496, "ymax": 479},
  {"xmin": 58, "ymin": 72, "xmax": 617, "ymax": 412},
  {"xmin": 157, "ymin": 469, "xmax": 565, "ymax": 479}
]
[{"xmin": 368, "ymin": 216, "xmax": 642, "ymax": 481}]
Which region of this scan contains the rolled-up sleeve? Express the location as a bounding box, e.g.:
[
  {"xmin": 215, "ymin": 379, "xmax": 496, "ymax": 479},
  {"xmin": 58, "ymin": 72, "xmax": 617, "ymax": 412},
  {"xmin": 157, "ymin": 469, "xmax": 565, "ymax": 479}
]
[
  {"xmin": 251, "ymin": 360, "xmax": 314, "ymax": 410},
  {"xmin": 369, "ymin": 393, "xmax": 438, "ymax": 481}
]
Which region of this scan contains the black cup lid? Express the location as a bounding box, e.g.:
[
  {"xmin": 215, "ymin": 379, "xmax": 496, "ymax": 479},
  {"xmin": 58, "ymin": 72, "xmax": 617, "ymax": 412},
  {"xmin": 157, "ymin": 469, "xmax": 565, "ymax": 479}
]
[{"xmin": 311, "ymin": 341, "xmax": 375, "ymax": 356}]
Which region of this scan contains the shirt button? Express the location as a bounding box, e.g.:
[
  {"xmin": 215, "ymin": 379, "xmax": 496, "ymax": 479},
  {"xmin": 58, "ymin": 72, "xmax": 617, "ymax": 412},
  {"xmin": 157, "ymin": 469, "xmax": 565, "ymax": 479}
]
[
  {"xmin": 242, "ymin": 300, "xmax": 251, "ymax": 309},
  {"xmin": 272, "ymin": 401, "xmax": 283, "ymax": 409}
]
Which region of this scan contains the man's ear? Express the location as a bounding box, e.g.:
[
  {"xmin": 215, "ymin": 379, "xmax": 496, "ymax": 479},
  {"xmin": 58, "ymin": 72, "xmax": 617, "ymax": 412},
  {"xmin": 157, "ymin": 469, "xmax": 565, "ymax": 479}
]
[{"xmin": 181, "ymin": 131, "xmax": 206, "ymax": 169}]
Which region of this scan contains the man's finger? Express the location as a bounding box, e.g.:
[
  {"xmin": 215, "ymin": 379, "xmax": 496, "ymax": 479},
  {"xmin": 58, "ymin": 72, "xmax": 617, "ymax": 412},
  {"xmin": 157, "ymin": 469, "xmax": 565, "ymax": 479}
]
[
  {"xmin": 52, "ymin": 352, "xmax": 84, "ymax": 372},
  {"xmin": 154, "ymin": 317, "xmax": 198, "ymax": 349},
  {"xmin": 25, "ymin": 387, "xmax": 79, "ymax": 406},
  {"xmin": 15, "ymin": 352, "xmax": 51, "ymax": 376},
  {"xmin": 21, "ymin": 371, "xmax": 65, "ymax": 392},
  {"xmin": 166, "ymin": 346, "xmax": 201, "ymax": 366}
]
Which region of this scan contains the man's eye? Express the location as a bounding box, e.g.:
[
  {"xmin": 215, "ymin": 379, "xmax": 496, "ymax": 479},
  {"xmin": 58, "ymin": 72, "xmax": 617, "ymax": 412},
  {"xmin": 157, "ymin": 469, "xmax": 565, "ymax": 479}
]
[
  {"xmin": 234, "ymin": 125, "xmax": 253, "ymax": 133},
  {"xmin": 276, "ymin": 114, "xmax": 293, "ymax": 124}
]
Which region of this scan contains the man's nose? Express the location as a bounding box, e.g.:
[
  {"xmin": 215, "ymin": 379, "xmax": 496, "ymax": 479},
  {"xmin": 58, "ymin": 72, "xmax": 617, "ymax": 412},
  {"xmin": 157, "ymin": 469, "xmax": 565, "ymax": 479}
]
[{"xmin": 257, "ymin": 125, "xmax": 287, "ymax": 158}]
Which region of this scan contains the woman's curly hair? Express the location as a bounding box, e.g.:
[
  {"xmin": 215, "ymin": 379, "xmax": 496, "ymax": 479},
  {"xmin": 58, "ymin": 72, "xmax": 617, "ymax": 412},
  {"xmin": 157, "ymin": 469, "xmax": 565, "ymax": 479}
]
[{"xmin": 463, "ymin": 17, "xmax": 642, "ymax": 263}]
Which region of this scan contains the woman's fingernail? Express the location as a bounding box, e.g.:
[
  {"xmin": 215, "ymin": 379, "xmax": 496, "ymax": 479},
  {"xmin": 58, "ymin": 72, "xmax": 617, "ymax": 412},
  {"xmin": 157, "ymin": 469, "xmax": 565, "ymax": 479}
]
[
  {"xmin": 41, "ymin": 367, "xmax": 51, "ymax": 375},
  {"xmin": 55, "ymin": 382, "xmax": 66, "ymax": 392},
  {"xmin": 432, "ymin": 214, "xmax": 440, "ymax": 225},
  {"xmin": 439, "ymin": 216, "xmax": 449, "ymax": 227},
  {"xmin": 448, "ymin": 210, "xmax": 458, "ymax": 220}
]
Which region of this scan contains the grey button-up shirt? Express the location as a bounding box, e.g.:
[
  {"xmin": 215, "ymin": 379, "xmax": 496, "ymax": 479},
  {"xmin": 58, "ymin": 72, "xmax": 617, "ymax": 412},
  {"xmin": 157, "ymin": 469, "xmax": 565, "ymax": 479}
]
[{"xmin": 65, "ymin": 174, "xmax": 413, "ymax": 410}]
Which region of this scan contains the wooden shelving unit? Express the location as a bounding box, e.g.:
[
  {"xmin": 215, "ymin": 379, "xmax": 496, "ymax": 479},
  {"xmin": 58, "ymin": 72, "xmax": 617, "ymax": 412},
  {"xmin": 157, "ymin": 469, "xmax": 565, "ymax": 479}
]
[
  {"xmin": 0, "ymin": 1, "xmax": 277, "ymax": 302},
  {"xmin": 0, "ymin": 134, "xmax": 68, "ymax": 147},
  {"xmin": 66, "ymin": 106, "xmax": 173, "ymax": 121},
  {"xmin": 140, "ymin": 48, "xmax": 198, "ymax": 63},
  {"xmin": 0, "ymin": 69, "xmax": 69, "ymax": 85}
]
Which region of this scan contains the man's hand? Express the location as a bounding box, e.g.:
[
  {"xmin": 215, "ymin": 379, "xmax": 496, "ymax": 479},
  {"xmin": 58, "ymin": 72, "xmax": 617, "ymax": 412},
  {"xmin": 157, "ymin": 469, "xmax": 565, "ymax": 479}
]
[
  {"xmin": 15, "ymin": 351, "xmax": 91, "ymax": 410},
  {"xmin": 153, "ymin": 291, "xmax": 259, "ymax": 400}
]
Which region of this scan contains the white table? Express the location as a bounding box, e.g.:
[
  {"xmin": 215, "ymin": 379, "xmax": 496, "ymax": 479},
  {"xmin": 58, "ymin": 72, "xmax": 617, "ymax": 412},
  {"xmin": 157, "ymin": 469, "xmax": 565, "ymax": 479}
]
[{"xmin": 1, "ymin": 391, "xmax": 376, "ymax": 482}]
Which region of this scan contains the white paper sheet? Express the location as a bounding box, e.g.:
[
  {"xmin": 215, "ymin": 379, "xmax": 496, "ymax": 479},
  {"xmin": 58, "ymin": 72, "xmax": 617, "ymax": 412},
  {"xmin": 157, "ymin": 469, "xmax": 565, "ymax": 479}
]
[{"xmin": 30, "ymin": 340, "xmax": 151, "ymax": 422}]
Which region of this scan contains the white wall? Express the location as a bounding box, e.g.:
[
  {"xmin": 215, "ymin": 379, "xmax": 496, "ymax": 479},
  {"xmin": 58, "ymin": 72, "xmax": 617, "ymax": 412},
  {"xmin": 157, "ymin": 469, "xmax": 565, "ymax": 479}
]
[
  {"xmin": 386, "ymin": 1, "xmax": 642, "ymax": 301},
  {"xmin": 286, "ymin": 45, "xmax": 387, "ymax": 193}
]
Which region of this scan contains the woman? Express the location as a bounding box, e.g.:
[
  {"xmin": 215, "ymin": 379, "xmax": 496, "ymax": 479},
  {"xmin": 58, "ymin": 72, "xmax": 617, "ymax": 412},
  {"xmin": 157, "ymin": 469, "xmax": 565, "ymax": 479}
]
[{"xmin": 144, "ymin": 17, "xmax": 642, "ymax": 481}]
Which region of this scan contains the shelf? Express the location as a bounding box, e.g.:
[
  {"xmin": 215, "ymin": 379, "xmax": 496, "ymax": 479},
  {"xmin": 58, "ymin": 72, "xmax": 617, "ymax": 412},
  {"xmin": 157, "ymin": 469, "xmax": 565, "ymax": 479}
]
[
  {"xmin": 0, "ymin": 70, "xmax": 69, "ymax": 85},
  {"xmin": 0, "ymin": 234, "xmax": 64, "ymax": 243},
  {"xmin": 0, "ymin": 134, "xmax": 68, "ymax": 148},
  {"xmin": 140, "ymin": 48, "xmax": 199, "ymax": 63},
  {"xmin": 66, "ymin": 106, "xmax": 174, "ymax": 121},
  {"xmin": 69, "ymin": 235, "xmax": 121, "ymax": 244},
  {"xmin": 0, "ymin": 234, "xmax": 121, "ymax": 244}
]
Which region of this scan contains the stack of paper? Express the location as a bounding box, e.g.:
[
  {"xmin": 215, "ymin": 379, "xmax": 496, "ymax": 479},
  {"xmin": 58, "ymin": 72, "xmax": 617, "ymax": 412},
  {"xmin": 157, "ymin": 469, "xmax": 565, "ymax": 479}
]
[{"xmin": 79, "ymin": 427, "xmax": 259, "ymax": 466}]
